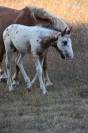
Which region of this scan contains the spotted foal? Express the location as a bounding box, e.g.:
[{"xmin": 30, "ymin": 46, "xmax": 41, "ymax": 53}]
[{"xmin": 3, "ymin": 24, "xmax": 73, "ymax": 94}]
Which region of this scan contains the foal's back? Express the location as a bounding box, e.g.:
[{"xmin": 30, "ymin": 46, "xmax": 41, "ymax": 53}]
[
  {"xmin": 3, "ymin": 24, "xmax": 56, "ymax": 41},
  {"xmin": 3, "ymin": 24, "xmax": 56, "ymax": 53}
]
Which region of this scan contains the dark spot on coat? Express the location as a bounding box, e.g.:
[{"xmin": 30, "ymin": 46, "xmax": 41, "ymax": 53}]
[
  {"xmin": 6, "ymin": 28, "xmax": 8, "ymax": 31},
  {"xmin": 16, "ymin": 31, "xmax": 19, "ymax": 34}
]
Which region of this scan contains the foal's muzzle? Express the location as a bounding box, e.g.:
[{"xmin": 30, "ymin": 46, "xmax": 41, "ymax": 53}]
[
  {"xmin": 64, "ymin": 51, "xmax": 74, "ymax": 60},
  {"xmin": 54, "ymin": 46, "xmax": 65, "ymax": 59}
]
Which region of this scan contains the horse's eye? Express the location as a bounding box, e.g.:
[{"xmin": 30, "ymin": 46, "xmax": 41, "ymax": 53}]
[{"xmin": 62, "ymin": 41, "xmax": 67, "ymax": 46}]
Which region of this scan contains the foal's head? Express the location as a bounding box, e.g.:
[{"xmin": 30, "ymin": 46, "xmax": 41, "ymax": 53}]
[{"xmin": 56, "ymin": 27, "xmax": 74, "ymax": 59}]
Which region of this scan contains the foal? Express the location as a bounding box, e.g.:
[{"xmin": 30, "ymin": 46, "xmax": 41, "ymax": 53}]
[{"xmin": 3, "ymin": 24, "xmax": 73, "ymax": 94}]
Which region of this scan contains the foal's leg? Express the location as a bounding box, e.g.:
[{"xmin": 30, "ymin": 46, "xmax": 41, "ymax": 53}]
[
  {"xmin": 43, "ymin": 52, "xmax": 53, "ymax": 86},
  {"xmin": 16, "ymin": 53, "xmax": 32, "ymax": 90},
  {"xmin": 34, "ymin": 55, "xmax": 47, "ymax": 94},
  {"xmin": 5, "ymin": 51, "xmax": 14, "ymax": 91}
]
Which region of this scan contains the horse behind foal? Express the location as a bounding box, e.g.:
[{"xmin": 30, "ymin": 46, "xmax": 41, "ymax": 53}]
[{"xmin": 3, "ymin": 24, "xmax": 73, "ymax": 94}]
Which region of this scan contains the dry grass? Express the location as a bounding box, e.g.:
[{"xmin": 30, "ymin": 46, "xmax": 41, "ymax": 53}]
[
  {"xmin": 0, "ymin": 0, "xmax": 88, "ymax": 133},
  {"xmin": 0, "ymin": 0, "xmax": 88, "ymax": 23}
]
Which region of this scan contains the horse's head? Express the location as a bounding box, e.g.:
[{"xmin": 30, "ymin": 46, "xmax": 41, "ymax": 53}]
[{"xmin": 55, "ymin": 27, "xmax": 74, "ymax": 59}]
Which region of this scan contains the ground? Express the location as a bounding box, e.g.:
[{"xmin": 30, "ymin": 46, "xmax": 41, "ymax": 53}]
[
  {"xmin": 0, "ymin": 0, "xmax": 88, "ymax": 133},
  {"xmin": 0, "ymin": 24, "xmax": 88, "ymax": 132}
]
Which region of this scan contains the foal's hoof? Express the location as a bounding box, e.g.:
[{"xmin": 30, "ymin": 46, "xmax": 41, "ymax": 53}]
[
  {"xmin": 26, "ymin": 83, "xmax": 32, "ymax": 92},
  {"xmin": 42, "ymin": 89, "xmax": 48, "ymax": 95},
  {"xmin": 43, "ymin": 91, "xmax": 48, "ymax": 95},
  {"xmin": 9, "ymin": 85, "xmax": 16, "ymax": 92},
  {"xmin": 8, "ymin": 82, "xmax": 17, "ymax": 92},
  {"xmin": 45, "ymin": 81, "xmax": 53, "ymax": 87},
  {"xmin": 12, "ymin": 80, "xmax": 19, "ymax": 86}
]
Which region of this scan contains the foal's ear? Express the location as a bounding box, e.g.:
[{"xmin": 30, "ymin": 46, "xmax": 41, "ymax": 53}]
[
  {"xmin": 66, "ymin": 26, "xmax": 72, "ymax": 34},
  {"xmin": 61, "ymin": 27, "xmax": 67, "ymax": 36}
]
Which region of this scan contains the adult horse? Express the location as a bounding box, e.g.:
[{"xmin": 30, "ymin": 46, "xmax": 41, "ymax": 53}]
[{"xmin": 0, "ymin": 6, "xmax": 71, "ymax": 86}]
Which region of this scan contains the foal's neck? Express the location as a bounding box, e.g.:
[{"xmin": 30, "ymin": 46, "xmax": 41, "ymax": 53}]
[{"xmin": 40, "ymin": 31, "xmax": 58, "ymax": 49}]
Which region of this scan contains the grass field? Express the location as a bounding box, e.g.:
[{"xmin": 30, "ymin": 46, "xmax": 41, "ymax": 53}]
[{"xmin": 0, "ymin": 0, "xmax": 88, "ymax": 133}]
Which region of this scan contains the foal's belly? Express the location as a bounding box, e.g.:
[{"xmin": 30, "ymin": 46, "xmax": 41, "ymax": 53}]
[{"xmin": 12, "ymin": 38, "xmax": 31, "ymax": 53}]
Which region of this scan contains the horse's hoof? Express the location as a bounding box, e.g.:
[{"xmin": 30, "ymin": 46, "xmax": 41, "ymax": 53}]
[
  {"xmin": 27, "ymin": 88, "xmax": 31, "ymax": 93},
  {"xmin": 0, "ymin": 73, "xmax": 7, "ymax": 83},
  {"xmin": 26, "ymin": 86, "xmax": 32, "ymax": 93},
  {"xmin": 0, "ymin": 77, "xmax": 7, "ymax": 82}
]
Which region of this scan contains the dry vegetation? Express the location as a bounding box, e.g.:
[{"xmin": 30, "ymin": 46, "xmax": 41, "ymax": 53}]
[
  {"xmin": 0, "ymin": 0, "xmax": 88, "ymax": 133},
  {"xmin": 0, "ymin": 0, "xmax": 88, "ymax": 23}
]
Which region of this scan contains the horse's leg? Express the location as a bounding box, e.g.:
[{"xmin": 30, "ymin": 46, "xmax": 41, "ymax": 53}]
[
  {"xmin": 34, "ymin": 55, "xmax": 47, "ymax": 94},
  {"xmin": 12, "ymin": 51, "xmax": 20, "ymax": 85},
  {"xmin": 16, "ymin": 53, "xmax": 32, "ymax": 90},
  {"xmin": 0, "ymin": 47, "xmax": 7, "ymax": 82},
  {"xmin": 43, "ymin": 52, "xmax": 53, "ymax": 86}
]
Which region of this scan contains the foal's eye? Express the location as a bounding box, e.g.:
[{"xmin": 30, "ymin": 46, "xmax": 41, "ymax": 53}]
[{"xmin": 62, "ymin": 41, "xmax": 67, "ymax": 46}]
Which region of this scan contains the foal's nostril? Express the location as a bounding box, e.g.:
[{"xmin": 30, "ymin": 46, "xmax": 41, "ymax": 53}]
[
  {"xmin": 65, "ymin": 52, "xmax": 74, "ymax": 59},
  {"xmin": 63, "ymin": 41, "xmax": 67, "ymax": 46},
  {"xmin": 66, "ymin": 53, "xmax": 69, "ymax": 58}
]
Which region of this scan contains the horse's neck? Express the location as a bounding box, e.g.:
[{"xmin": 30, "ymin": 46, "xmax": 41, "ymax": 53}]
[{"xmin": 29, "ymin": 7, "xmax": 69, "ymax": 31}]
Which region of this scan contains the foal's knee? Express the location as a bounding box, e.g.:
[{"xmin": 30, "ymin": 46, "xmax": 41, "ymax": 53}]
[
  {"xmin": 6, "ymin": 63, "xmax": 10, "ymax": 69},
  {"xmin": 36, "ymin": 65, "xmax": 42, "ymax": 76}
]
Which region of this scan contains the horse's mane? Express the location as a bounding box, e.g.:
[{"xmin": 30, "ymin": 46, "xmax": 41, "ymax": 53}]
[{"xmin": 26, "ymin": 6, "xmax": 69, "ymax": 31}]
